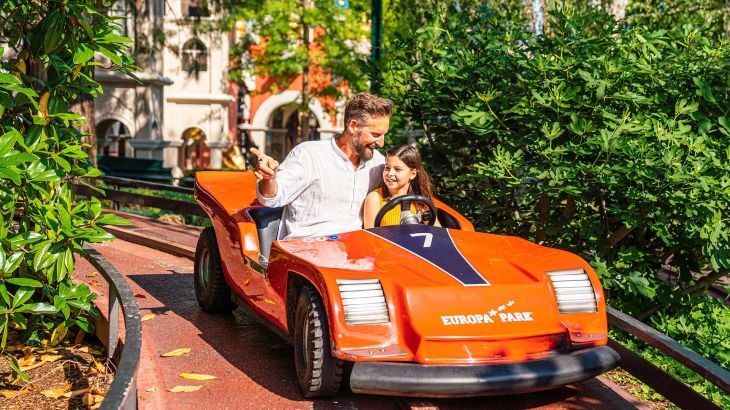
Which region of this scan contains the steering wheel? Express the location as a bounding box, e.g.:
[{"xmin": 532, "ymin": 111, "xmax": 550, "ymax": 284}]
[{"xmin": 373, "ymin": 194, "xmax": 437, "ymax": 228}]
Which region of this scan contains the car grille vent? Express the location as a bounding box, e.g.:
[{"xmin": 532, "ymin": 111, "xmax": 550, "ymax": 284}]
[
  {"xmin": 547, "ymin": 269, "xmax": 598, "ymax": 314},
  {"xmin": 336, "ymin": 279, "xmax": 389, "ymax": 325}
]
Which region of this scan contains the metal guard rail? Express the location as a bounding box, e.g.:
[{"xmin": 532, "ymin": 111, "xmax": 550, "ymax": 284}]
[
  {"xmin": 83, "ymin": 245, "xmax": 142, "ymax": 410},
  {"xmin": 607, "ymin": 306, "xmax": 730, "ymax": 409}
]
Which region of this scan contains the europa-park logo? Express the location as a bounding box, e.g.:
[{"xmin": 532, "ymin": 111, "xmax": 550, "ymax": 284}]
[{"xmin": 440, "ymin": 300, "xmax": 535, "ymax": 326}]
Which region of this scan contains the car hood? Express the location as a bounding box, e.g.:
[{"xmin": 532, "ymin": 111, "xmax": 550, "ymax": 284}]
[{"xmin": 276, "ymin": 224, "xmax": 584, "ymax": 287}]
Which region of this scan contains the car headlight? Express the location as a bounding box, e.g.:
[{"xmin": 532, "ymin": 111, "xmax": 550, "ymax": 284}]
[
  {"xmin": 547, "ymin": 269, "xmax": 598, "ymax": 314},
  {"xmin": 336, "ymin": 279, "xmax": 389, "ymax": 325}
]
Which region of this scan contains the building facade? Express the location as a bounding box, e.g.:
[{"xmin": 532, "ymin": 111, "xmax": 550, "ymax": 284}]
[{"xmin": 95, "ymin": 0, "xmax": 344, "ymax": 174}]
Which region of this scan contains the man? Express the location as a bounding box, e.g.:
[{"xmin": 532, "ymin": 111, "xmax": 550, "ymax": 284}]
[{"xmin": 251, "ymin": 92, "xmax": 393, "ymax": 239}]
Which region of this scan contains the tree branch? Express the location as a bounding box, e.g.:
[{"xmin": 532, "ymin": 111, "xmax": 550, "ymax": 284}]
[{"xmin": 637, "ymin": 269, "xmax": 729, "ymax": 321}]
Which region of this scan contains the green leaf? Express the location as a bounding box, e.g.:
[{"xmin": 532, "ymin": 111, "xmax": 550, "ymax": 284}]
[
  {"xmin": 73, "ymin": 44, "xmax": 95, "ymax": 64},
  {"xmin": 32, "ymin": 240, "xmax": 52, "ymax": 271},
  {"xmin": 24, "ymin": 126, "xmax": 43, "ymax": 149},
  {"xmin": 43, "ymin": 11, "xmax": 65, "ymax": 53},
  {"xmin": 2, "ymin": 253, "xmax": 23, "ymax": 275},
  {"xmin": 3, "ymin": 354, "xmax": 30, "ymax": 382},
  {"xmin": 693, "ymin": 77, "xmax": 717, "ymax": 104},
  {"xmin": 97, "ymin": 213, "xmax": 132, "ymax": 226},
  {"xmin": 67, "ymin": 300, "xmax": 92, "ymax": 311},
  {"xmin": 75, "ymin": 315, "xmax": 94, "ymax": 333},
  {"xmin": 55, "ymin": 203, "xmax": 71, "ymax": 228},
  {"xmin": 4, "ymin": 278, "xmax": 43, "ymax": 288},
  {"xmin": 85, "ymin": 167, "xmax": 103, "ymax": 178},
  {"xmin": 0, "ymin": 152, "xmax": 36, "ymax": 168},
  {"xmin": 63, "ymin": 248, "xmax": 74, "ymax": 277},
  {"xmin": 8, "ymin": 232, "xmax": 42, "ymax": 248},
  {"xmin": 0, "ymin": 284, "xmax": 10, "ymax": 307},
  {"xmin": 11, "ymin": 287, "xmax": 34, "ymax": 308},
  {"xmin": 14, "ymin": 303, "xmax": 56, "ymax": 314},
  {"xmin": 0, "ymin": 73, "xmax": 21, "ymax": 84},
  {"xmin": 0, "ymin": 167, "xmax": 21, "ymax": 185},
  {"xmin": 0, "ymin": 129, "xmax": 20, "ymax": 156}
]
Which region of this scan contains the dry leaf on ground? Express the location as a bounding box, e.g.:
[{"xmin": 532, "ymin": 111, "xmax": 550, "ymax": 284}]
[
  {"xmin": 1, "ymin": 389, "xmax": 28, "ymax": 398},
  {"xmin": 40, "ymin": 389, "xmax": 67, "ymax": 399},
  {"xmin": 64, "ymin": 388, "xmax": 91, "ymax": 398},
  {"xmin": 19, "ymin": 361, "xmax": 46, "ymax": 372},
  {"xmin": 161, "ymin": 348, "xmax": 191, "ymax": 357},
  {"xmin": 134, "ymin": 293, "xmax": 147, "ymax": 298},
  {"xmin": 86, "ymin": 272, "xmax": 98, "ymax": 277},
  {"xmin": 179, "ymin": 373, "xmax": 217, "ymax": 381},
  {"xmin": 141, "ymin": 314, "xmax": 156, "ymax": 321},
  {"xmin": 17, "ymin": 356, "xmax": 36, "ymax": 367},
  {"xmin": 168, "ymin": 385, "xmax": 203, "ymax": 393},
  {"xmin": 41, "ymin": 354, "xmax": 63, "ymax": 362},
  {"xmin": 89, "ymin": 280, "xmax": 101, "ymax": 287},
  {"xmin": 82, "ymin": 392, "xmax": 104, "ymax": 405},
  {"xmin": 145, "ymin": 386, "xmax": 159, "ymax": 393}
]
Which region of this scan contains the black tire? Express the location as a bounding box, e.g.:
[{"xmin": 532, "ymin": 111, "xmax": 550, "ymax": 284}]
[
  {"xmin": 293, "ymin": 286, "xmax": 344, "ymax": 397},
  {"xmin": 194, "ymin": 227, "xmax": 236, "ymax": 313}
]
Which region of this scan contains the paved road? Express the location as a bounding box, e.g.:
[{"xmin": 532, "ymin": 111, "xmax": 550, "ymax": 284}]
[{"xmin": 73, "ymin": 213, "xmax": 645, "ymax": 409}]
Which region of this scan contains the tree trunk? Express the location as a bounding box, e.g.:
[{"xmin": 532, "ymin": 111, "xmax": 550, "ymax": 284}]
[
  {"xmin": 70, "ymin": 93, "xmax": 97, "ymax": 166},
  {"xmin": 299, "ymin": 0, "xmax": 312, "ymax": 144},
  {"xmin": 725, "ymin": 0, "xmax": 730, "ymax": 38}
]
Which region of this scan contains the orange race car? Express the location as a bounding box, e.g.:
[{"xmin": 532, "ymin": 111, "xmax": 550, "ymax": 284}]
[{"xmin": 193, "ymin": 171, "xmax": 620, "ymax": 398}]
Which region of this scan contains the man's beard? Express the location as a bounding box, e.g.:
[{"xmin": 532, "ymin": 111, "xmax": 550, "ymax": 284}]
[{"xmin": 354, "ymin": 130, "xmax": 374, "ymax": 161}]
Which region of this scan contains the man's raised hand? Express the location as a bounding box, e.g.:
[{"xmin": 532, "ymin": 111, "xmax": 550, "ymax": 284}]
[{"xmin": 250, "ymin": 147, "xmax": 279, "ymax": 180}]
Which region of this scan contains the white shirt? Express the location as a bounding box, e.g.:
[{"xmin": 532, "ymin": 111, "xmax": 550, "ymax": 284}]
[{"xmin": 256, "ymin": 136, "xmax": 385, "ymax": 239}]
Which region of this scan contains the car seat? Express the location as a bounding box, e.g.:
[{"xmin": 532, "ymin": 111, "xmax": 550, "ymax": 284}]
[{"xmin": 248, "ymin": 206, "xmax": 283, "ymax": 267}]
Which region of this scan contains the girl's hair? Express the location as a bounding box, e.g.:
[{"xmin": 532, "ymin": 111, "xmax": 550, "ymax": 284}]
[{"xmin": 380, "ymin": 145, "xmax": 435, "ymax": 200}]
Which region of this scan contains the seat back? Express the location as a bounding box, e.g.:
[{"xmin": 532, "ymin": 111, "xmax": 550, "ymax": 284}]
[
  {"xmin": 248, "ymin": 207, "xmax": 283, "ymax": 265},
  {"xmin": 437, "ymin": 208, "xmax": 462, "ymax": 229}
]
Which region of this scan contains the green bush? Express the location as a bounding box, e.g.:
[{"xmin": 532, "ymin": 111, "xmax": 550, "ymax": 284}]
[
  {"xmin": 379, "ymin": 5, "xmax": 730, "ymax": 388},
  {"xmin": 0, "ymin": 0, "xmax": 135, "ymax": 377}
]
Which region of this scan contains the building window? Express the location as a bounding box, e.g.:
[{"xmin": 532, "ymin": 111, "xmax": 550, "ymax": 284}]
[
  {"xmin": 181, "ymin": 38, "xmax": 208, "ymax": 73},
  {"xmin": 98, "ymin": 120, "xmax": 132, "ymax": 158},
  {"xmin": 181, "ymin": 0, "xmax": 210, "ymax": 17}
]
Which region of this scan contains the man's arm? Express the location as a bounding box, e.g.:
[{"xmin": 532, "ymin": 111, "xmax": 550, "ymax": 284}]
[
  {"xmin": 250, "ymin": 147, "xmax": 279, "ymax": 198},
  {"xmin": 251, "ymin": 146, "xmax": 312, "ymax": 207}
]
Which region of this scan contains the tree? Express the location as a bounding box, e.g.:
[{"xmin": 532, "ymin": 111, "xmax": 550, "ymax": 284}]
[
  {"xmin": 0, "ymin": 0, "xmax": 135, "ymax": 376},
  {"xmin": 210, "ymin": 0, "xmax": 371, "ymax": 141},
  {"xmin": 625, "ymin": 0, "xmax": 729, "ymax": 39}
]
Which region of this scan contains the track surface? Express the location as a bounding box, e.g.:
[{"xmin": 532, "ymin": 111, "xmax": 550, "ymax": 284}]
[{"xmin": 72, "ymin": 213, "xmax": 644, "ymax": 409}]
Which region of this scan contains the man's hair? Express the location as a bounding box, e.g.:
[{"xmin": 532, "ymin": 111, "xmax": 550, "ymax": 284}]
[{"xmin": 344, "ymin": 92, "xmax": 394, "ymax": 126}]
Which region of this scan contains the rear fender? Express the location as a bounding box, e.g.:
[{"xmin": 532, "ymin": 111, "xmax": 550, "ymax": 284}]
[{"xmin": 194, "ymin": 180, "xmax": 253, "ymax": 297}]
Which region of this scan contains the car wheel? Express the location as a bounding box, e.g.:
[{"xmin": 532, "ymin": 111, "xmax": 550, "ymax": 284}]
[
  {"xmin": 194, "ymin": 227, "xmax": 236, "ymax": 313},
  {"xmin": 293, "ymin": 286, "xmax": 344, "ymax": 398}
]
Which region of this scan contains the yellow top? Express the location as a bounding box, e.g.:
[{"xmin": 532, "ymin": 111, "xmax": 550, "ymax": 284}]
[{"xmin": 374, "ymin": 188, "xmax": 417, "ymax": 226}]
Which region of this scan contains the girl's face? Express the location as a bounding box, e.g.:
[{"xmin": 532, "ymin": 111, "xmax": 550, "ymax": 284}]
[{"xmin": 383, "ymin": 155, "xmax": 416, "ymax": 195}]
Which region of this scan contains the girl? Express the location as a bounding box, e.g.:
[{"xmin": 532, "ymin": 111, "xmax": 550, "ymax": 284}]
[{"xmin": 363, "ymin": 145, "xmax": 440, "ymax": 228}]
